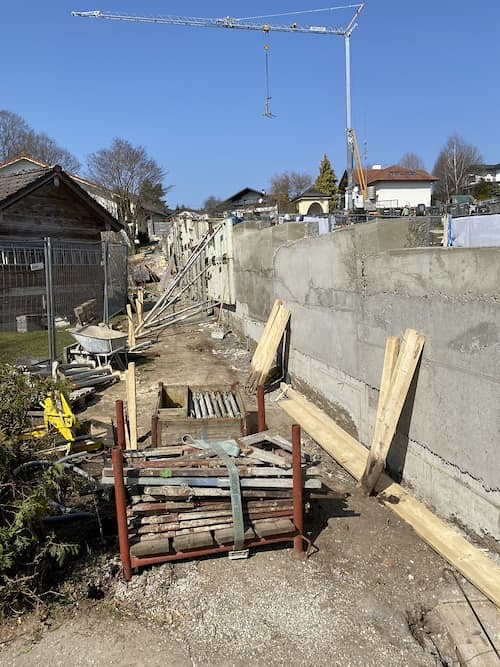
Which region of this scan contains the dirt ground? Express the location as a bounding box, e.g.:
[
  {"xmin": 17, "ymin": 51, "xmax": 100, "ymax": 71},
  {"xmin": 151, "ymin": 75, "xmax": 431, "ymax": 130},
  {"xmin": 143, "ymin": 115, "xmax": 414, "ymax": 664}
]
[{"xmin": 0, "ymin": 313, "xmax": 494, "ymax": 665}]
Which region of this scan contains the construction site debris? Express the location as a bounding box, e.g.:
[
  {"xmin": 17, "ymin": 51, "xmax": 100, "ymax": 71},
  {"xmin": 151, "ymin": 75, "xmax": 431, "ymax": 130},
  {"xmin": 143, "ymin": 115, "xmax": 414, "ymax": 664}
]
[{"xmin": 108, "ymin": 404, "xmax": 323, "ymax": 577}]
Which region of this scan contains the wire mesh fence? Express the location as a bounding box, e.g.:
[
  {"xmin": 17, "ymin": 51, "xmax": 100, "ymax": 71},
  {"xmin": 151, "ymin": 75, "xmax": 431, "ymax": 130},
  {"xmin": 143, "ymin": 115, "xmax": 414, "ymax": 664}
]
[{"xmin": 0, "ymin": 238, "xmax": 128, "ymax": 360}]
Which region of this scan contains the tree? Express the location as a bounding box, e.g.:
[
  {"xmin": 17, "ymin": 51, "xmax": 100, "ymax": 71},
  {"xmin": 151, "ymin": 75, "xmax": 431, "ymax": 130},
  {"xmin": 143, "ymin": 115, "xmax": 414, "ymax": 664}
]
[
  {"xmin": 139, "ymin": 179, "xmax": 169, "ymax": 212},
  {"xmin": 398, "ymin": 152, "xmax": 426, "ymax": 171},
  {"xmin": 0, "ymin": 110, "xmax": 30, "ymax": 161},
  {"xmin": 432, "ymin": 134, "xmax": 482, "ymax": 201},
  {"xmin": 23, "ymin": 131, "xmax": 81, "ymax": 173},
  {"xmin": 269, "ymin": 170, "xmax": 312, "ymax": 202},
  {"xmin": 87, "ymin": 138, "xmax": 169, "ymax": 242},
  {"xmin": 315, "ymin": 153, "xmax": 338, "ymax": 209},
  {"xmin": 471, "ymin": 180, "xmax": 500, "ymax": 200},
  {"xmin": 0, "ymin": 109, "xmax": 80, "ymax": 171},
  {"xmin": 202, "ymin": 196, "xmax": 226, "ymax": 216}
]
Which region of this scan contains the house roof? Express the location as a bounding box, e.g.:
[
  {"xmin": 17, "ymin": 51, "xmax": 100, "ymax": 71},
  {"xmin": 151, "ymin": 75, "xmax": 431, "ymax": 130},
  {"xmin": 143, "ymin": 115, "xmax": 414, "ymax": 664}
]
[
  {"xmin": 0, "ymin": 165, "xmax": 122, "ymax": 231},
  {"xmin": 0, "ymin": 154, "xmax": 51, "ymax": 171},
  {"xmin": 292, "ymin": 186, "xmax": 330, "ymax": 202},
  {"xmin": 224, "ymin": 187, "xmax": 265, "ymax": 203},
  {"xmin": 470, "ymin": 163, "xmax": 500, "ymax": 172},
  {"xmin": 339, "ymin": 165, "xmax": 438, "ymax": 190}
]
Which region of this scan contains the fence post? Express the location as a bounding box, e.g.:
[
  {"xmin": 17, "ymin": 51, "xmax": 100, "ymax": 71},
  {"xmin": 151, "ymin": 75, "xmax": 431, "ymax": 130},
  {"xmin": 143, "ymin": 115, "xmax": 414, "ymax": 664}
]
[{"xmin": 44, "ymin": 237, "xmax": 56, "ymax": 362}]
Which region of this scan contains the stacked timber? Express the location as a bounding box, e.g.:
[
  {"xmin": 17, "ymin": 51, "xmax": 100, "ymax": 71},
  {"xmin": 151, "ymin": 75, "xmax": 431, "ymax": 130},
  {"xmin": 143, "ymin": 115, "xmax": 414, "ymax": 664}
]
[{"xmin": 102, "ymin": 432, "xmax": 322, "ymax": 558}]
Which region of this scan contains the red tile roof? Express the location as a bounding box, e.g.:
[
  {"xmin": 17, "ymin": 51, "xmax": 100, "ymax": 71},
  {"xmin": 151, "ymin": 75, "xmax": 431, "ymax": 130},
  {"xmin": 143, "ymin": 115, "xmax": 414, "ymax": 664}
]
[{"xmin": 339, "ymin": 164, "xmax": 438, "ymax": 190}]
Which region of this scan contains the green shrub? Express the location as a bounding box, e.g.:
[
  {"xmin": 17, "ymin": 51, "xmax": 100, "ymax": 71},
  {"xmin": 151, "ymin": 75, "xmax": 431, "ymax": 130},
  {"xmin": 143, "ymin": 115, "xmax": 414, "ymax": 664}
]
[{"xmin": 0, "ymin": 365, "xmax": 80, "ymax": 616}]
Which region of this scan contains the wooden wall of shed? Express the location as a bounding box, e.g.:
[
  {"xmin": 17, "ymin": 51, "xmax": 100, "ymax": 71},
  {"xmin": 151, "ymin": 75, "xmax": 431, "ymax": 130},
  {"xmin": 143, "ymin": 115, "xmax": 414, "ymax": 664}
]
[{"xmin": 0, "ymin": 181, "xmax": 107, "ymax": 241}]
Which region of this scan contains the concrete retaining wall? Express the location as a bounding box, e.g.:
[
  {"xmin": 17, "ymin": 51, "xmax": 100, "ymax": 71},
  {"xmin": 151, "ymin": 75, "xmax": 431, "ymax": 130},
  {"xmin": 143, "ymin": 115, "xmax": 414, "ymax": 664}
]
[{"xmin": 232, "ymin": 218, "xmax": 500, "ymax": 542}]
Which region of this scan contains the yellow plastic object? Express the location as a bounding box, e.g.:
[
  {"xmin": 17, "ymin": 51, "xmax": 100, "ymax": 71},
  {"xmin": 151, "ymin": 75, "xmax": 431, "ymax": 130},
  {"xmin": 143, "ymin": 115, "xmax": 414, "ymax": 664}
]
[{"xmin": 41, "ymin": 391, "xmax": 77, "ymax": 443}]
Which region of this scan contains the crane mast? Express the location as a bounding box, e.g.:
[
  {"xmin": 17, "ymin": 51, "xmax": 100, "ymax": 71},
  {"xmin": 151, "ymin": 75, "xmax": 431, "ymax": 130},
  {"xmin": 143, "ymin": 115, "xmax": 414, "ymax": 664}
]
[{"xmin": 72, "ymin": 4, "xmax": 365, "ymax": 209}]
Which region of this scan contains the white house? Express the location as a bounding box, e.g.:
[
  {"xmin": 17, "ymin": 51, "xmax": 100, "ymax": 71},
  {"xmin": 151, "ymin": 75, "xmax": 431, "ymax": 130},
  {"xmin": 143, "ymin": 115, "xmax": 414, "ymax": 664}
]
[
  {"xmin": 468, "ymin": 163, "xmax": 500, "ymax": 186},
  {"xmin": 339, "ymin": 164, "xmax": 438, "ymax": 210}
]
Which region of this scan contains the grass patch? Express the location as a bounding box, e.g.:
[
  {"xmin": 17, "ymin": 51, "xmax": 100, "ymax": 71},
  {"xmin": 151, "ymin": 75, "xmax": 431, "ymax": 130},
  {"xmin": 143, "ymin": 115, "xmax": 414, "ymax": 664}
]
[{"xmin": 0, "ymin": 330, "xmax": 75, "ymax": 365}]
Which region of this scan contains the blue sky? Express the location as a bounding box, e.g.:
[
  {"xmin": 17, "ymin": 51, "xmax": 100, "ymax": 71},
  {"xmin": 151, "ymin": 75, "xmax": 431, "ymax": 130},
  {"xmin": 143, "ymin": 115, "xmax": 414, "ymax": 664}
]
[{"xmin": 2, "ymin": 1, "xmax": 498, "ymax": 208}]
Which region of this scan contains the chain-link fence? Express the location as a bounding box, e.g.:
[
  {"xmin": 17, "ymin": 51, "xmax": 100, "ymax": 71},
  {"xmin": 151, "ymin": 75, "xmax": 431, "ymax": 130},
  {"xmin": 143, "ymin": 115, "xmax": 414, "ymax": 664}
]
[{"xmin": 0, "ymin": 238, "xmax": 128, "ymax": 359}]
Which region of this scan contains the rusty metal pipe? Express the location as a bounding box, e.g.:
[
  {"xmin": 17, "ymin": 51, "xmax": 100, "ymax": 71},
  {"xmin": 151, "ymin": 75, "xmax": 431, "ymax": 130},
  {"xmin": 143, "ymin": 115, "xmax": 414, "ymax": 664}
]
[
  {"xmin": 111, "ymin": 446, "xmax": 132, "ymax": 580},
  {"xmin": 292, "ymin": 423, "xmax": 305, "ymax": 557},
  {"xmin": 115, "ymin": 400, "xmax": 125, "ymax": 450},
  {"xmin": 257, "ymin": 385, "xmax": 266, "ymax": 432}
]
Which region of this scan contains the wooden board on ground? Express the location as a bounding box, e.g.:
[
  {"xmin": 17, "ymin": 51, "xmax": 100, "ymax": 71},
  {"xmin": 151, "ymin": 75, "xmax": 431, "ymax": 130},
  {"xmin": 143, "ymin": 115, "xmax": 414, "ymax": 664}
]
[
  {"xmin": 278, "ymin": 383, "xmax": 500, "ymax": 609},
  {"xmin": 436, "ymin": 599, "xmax": 500, "ymax": 666}
]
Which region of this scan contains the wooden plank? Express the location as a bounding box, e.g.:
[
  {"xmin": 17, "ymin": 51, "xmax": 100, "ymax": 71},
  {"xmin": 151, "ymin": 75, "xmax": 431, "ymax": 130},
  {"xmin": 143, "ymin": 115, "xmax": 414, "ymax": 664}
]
[
  {"xmin": 173, "ymin": 532, "xmax": 215, "ymax": 551},
  {"xmin": 130, "ymin": 538, "xmax": 171, "ymax": 558},
  {"xmin": 143, "ymin": 486, "xmax": 293, "ymax": 499},
  {"xmin": 101, "ymin": 475, "xmax": 321, "ymax": 489},
  {"xmin": 126, "ymin": 362, "xmax": 138, "ymax": 450},
  {"xmin": 123, "ymin": 446, "xmax": 187, "ymax": 458},
  {"xmin": 246, "ymin": 300, "xmax": 291, "ymax": 392},
  {"xmin": 130, "ymin": 499, "xmax": 293, "ymax": 515},
  {"xmin": 278, "ymin": 385, "xmax": 500, "ymax": 609},
  {"xmin": 436, "ymin": 600, "xmax": 500, "ymax": 666},
  {"xmin": 103, "ymin": 465, "xmax": 297, "ymax": 478},
  {"xmin": 242, "ymin": 446, "xmax": 292, "ymax": 468},
  {"xmin": 359, "ymin": 335, "xmax": 400, "ymax": 494},
  {"xmin": 126, "ymin": 304, "xmax": 136, "ymax": 347},
  {"xmin": 136, "ymin": 288, "xmax": 144, "ymax": 326},
  {"xmin": 214, "ymin": 526, "xmax": 256, "ymax": 545},
  {"xmin": 253, "ymin": 518, "xmax": 295, "ymax": 538},
  {"xmin": 250, "ymin": 299, "xmax": 281, "ymax": 370},
  {"xmin": 360, "ymin": 329, "xmax": 424, "ymax": 494}
]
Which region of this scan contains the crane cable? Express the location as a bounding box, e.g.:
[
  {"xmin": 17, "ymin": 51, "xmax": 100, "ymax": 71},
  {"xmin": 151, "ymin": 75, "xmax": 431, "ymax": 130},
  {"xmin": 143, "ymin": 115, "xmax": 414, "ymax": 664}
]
[
  {"xmin": 262, "ymin": 25, "xmax": 275, "ymax": 118},
  {"xmin": 240, "ymin": 4, "xmax": 362, "ymax": 21}
]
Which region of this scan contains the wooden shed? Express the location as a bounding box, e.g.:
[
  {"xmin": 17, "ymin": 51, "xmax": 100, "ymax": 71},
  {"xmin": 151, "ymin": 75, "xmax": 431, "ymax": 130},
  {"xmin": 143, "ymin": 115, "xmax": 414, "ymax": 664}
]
[{"xmin": 0, "ymin": 165, "xmax": 122, "ymax": 241}]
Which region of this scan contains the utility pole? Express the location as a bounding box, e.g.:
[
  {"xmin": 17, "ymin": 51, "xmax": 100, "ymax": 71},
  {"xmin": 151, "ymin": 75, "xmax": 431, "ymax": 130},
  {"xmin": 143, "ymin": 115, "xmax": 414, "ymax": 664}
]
[{"xmin": 73, "ymin": 4, "xmax": 365, "ymax": 210}]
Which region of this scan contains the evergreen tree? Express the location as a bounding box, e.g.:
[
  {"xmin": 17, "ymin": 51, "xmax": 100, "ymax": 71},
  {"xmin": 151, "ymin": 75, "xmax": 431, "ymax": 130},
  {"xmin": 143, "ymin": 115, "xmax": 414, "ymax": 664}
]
[{"xmin": 315, "ymin": 153, "xmax": 338, "ymax": 210}]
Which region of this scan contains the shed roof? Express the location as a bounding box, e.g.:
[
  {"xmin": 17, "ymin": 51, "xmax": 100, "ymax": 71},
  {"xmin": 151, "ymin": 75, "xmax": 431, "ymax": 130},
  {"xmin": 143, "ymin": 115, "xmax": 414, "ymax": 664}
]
[
  {"xmin": 292, "ymin": 186, "xmax": 330, "ymax": 202},
  {"xmin": 0, "ymin": 165, "xmax": 122, "ymax": 231}
]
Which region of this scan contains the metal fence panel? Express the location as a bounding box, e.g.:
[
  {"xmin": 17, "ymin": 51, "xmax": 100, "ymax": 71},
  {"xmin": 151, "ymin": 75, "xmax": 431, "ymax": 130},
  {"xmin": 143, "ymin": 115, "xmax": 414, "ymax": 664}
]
[{"xmin": 0, "ymin": 239, "xmax": 128, "ymax": 332}]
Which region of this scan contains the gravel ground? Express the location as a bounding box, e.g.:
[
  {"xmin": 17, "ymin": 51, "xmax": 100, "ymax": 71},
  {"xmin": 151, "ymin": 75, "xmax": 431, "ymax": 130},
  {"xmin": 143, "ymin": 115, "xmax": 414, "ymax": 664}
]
[{"xmin": 0, "ymin": 312, "xmax": 485, "ymax": 666}]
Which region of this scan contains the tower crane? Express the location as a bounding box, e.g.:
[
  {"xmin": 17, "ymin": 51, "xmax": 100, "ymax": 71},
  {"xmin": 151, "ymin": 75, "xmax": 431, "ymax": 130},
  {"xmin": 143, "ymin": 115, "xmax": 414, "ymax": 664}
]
[{"xmin": 72, "ymin": 4, "xmax": 365, "ymax": 209}]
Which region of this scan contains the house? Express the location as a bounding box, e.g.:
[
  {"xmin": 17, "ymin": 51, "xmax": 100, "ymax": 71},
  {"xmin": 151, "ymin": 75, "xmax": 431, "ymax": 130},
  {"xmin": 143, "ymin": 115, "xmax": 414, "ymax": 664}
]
[
  {"xmin": 222, "ymin": 187, "xmax": 278, "ymax": 222},
  {"xmin": 223, "ymin": 187, "xmax": 266, "ymax": 209},
  {"xmin": 469, "ymin": 163, "xmax": 500, "ymax": 186},
  {"xmin": 338, "ymin": 164, "xmax": 438, "ymax": 210},
  {"xmin": 292, "ymin": 187, "xmax": 330, "ymax": 216}
]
